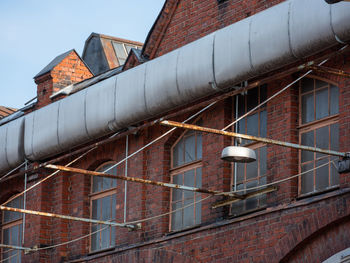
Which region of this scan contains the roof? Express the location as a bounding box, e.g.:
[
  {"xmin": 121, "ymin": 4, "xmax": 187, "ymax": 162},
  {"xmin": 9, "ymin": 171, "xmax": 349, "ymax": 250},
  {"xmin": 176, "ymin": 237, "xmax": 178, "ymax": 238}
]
[
  {"xmin": 34, "ymin": 49, "xmax": 75, "ymax": 79},
  {"xmin": 0, "ymin": 106, "xmax": 17, "ymax": 119},
  {"xmin": 82, "ymin": 33, "xmax": 143, "ymax": 75},
  {"xmin": 142, "ymin": 0, "xmax": 179, "ymax": 59}
]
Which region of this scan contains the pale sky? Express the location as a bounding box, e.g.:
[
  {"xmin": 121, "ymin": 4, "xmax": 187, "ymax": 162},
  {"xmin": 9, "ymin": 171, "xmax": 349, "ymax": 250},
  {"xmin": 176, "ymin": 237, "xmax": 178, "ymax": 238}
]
[{"xmin": 0, "ymin": 0, "xmax": 165, "ymax": 109}]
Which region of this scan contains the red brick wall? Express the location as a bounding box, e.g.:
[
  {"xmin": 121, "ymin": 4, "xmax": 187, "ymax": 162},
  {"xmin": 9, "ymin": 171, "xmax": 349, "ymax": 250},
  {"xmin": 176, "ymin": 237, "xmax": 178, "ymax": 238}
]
[
  {"xmin": 3, "ymin": 53, "xmax": 350, "ymax": 262},
  {"xmin": 2, "ymin": 0, "xmax": 350, "ymax": 262},
  {"xmin": 34, "ymin": 51, "xmax": 92, "ymax": 109},
  {"xmin": 51, "ymin": 51, "xmax": 93, "ymax": 93},
  {"xmin": 145, "ymin": 0, "xmax": 285, "ymax": 59}
]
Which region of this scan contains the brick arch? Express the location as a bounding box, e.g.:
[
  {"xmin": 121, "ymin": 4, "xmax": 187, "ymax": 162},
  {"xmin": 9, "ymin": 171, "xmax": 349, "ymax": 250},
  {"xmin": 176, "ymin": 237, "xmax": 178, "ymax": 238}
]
[{"xmin": 280, "ymin": 215, "xmax": 350, "ymax": 263}]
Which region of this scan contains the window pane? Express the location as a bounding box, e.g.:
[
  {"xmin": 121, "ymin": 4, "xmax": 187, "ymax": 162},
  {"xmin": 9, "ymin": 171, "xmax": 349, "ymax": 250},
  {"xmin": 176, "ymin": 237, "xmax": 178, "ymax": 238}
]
[
  {"xmin": 246, "ymin": 159, "xmax": 258, "ymax": 180},
  {"xmin": 102, "ymin": 196, "xmax": 112, "ymax": 220},
  {"xmin": 236, "ymin": 163, "xmax": 245, "ymax": 184},
  {"xmin": 238, "ymin": 94, "xmax": 245, "ymax": 117},
  {"xmin": 260, "ymin": 147, "xmax": 267, "ymax": 176},
  {"xmin": 301, "ymin": 78, "xmax": 314, "ymax": 93},
  {"xmin": 302, "ymin": 93, "xmax": 314, "ymax": 123},
  {"xmin": 301, "ymin": 131, "xmax": 314, "ymax": 163},
  {"xmin": 91, "ymin": 225, "xmax": 99, "ymax": 250},
  {"xmin": 330, "ymin": 85, "xmax": 339, "ymax": 115},
  {"xmin": 196, "ymin": 167, "xmax": 202, "ymax": 188},
  {"xmin": 111, "ymin": 226, "xmax": 116, "ymax": 246},
  {"xmin": 101, "ymin": 227, "xmax": 110, "ymax": 249},
  {"xmin": 184, "ymin": 169, "xmax": 195, "ymax": 187},
  {"xmin": 260, "ymin": 84, "xmax": 267, "ymax": 103},
  {"xmin": 173, "ymin": 173, "xmax": 182, "ymax": 185},
  {"xmin": 231, "ymin": 184, "xmax": 244, "ymax": 215},
  {"xmin": 11, "ymin": 225, "xmax": 19, "ymax": 246},
  {"xmin": 331, "ymin": 160, "xmax": 339, "ymax": 186},
  {"xmin": 246, "ymin": 180, "xmax": 258, "ymax": 210},
  {"xmin": 197, "ymin": 133, "xmax": 202, "ymax": 159},
  {"xmin": 315, "ymin": 79, "xmax": 328, "ymax": 90},
  {"xmin": 184, "ymin": 134, "xmax": 196, "ymax": 163},
  {"xmin": 316, "ymin": 126, "xmax": 329, "ymax": 159},
  {"xmin": 195, "ymin": 194, "xmax": 202, "ymax": 225},
  {"xmin": 3, "ymin": 228, "xmax": 9, "ymax": 244},
  {"xmin": 246, "ymin": 113, "xmax": 259, "ymax": 137},
  {"xmin": 260, "ymin": 110, "xmax": 267, "ymax": 137},
  {"xmin": 92, "ymin": 199, "xmax": 101, "ymax": 220},
  {"xmin": 183, "ymin": 197, "xmax": 194, "ymax": 228},
  {"xmin": 111, "ymin": 195, "xmax": 116, "ymax": 220},
  {"xmin": 247, "ymin": 87, "xmax": 259, "ymax": 111},
  {"xmin": 103, "ymin": 177, "xmax": 112, "ymax": 191},
  {"xmin": 301, "ymin": 163, "xmax": 314, "ymax": 194},
  {"xmin": 315, "ymin": 88, "xmax": 328, "ymax": 120},
  {"xmin": 113, "ymin": 43, "xmax": 127, "ymax": 60},
  {"xmin": 173, "ymin": 139, "xmax": 184, "ymax": 167},
  {"xmin": 4, "ymin": 196, "xmax": 23, "ymax": 223},
  {"xmin": 171, "ymin": 202, "xmax": 182, "ymax": 231},
  {"xmin": 172, "ymin": 174, "xmax": 183, "ymax": 203},
  {"xmin": 125, "ymin": 45, "xmax": 132, "ymax": 53},
  {"xmin": 93, "ymin": 176, "xmax": 103, "ymax": 193},
  {"xmin": 172, "ymin": 189, "xmax": 182, "ymax": 202},
  {"xmin": 315, "ymin": 159, "xmax": 329, "ymax": 191},
  {"xmin": 331, "ymin": 123, "xmax": 339, "ymax": 151}
]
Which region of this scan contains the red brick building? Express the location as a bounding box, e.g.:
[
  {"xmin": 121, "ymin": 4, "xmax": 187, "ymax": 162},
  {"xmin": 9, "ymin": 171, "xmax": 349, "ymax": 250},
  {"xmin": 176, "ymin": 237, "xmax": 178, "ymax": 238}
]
[{"xmin": 1, "ymin": 0, "xmax": 350, "ymax": 263}]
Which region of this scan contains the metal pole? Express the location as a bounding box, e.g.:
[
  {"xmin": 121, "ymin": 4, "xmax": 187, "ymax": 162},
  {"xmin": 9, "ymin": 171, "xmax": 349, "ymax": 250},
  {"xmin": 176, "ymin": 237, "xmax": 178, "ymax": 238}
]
[
  {"xmin": 124, "ymin": 135, "xmax": 128, "ymax": 223},
  {"xmin": 161, "ymin": 120, "xmax": 349, "ymax": 158},
  {"xmin": 0, "ymin": 205, "xmax": 135, "ymax": 229},
  {"xmin": 22, "ymin": 161, "xmax": 28, "ymax": 246},
  {"xmin": 234, "ymin": 95, "xmax": 239, "ymax": 192},
  {"xmin": 45, "ymin": 164, "xmax": 243, "ymax": 198},
  {"xmin": 0, "ymin": 244, "xmax": 31, "ymax": 252}
]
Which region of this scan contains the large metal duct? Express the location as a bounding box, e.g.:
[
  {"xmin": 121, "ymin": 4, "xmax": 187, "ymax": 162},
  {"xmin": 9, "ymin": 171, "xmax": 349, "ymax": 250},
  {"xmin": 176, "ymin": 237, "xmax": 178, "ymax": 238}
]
[
  {"xmin": 0, "ymin": 117, "xmax": 24, "ymax": 173},
  {"xmin": 0, "ymin": 0, "xmax": 349, "ymax": 172}
]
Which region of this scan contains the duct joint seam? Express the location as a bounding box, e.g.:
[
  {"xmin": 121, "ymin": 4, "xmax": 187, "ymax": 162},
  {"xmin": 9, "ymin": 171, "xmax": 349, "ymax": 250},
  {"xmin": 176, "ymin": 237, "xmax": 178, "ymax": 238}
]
[
  {"xmin": 330, "ymin": 5, "xmax": 348, "ymax": 44},
  {"xmin": 83, "ymin": 88, "xmax": 92, "ymax": 138},
  {"xmin": 211, "ymin": 33, "xmax": 219, "ymax": 90},
  {"xmin": 287, "ymin": 1, "xmax": 298, "ymax": 59}
]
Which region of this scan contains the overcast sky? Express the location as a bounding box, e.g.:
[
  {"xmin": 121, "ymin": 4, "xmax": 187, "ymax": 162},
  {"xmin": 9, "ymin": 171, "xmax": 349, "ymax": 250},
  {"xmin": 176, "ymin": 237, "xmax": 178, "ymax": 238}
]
[{"xmin": 0, "ymin": 0, "xmax": 165, "ymax": 109}]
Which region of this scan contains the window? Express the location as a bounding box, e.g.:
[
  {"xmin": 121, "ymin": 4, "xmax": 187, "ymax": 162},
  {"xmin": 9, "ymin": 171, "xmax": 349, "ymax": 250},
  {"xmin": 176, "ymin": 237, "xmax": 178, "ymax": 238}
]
[
  {"xmin": 90, "ymin": 162, "xmax": 117, "ymax": 252},
  {"xmin": 170, "ymin": 125, "xmax": 202, "ymax": 231},
  {"xmin": 232, "ymin": 85, "xmax": 267, "ymax": 215},
  {"xmin": 1, "ymin": 196, "xmax": 23, "ymax": 263},
  {"xmin": 299, "ymin": 78, "xmax": 339, "ymax": 195}
]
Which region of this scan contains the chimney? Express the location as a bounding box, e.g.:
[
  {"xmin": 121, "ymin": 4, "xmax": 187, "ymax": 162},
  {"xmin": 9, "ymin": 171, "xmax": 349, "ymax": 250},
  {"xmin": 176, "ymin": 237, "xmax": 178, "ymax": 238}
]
[{"xmin": 33, "ymin": 49, "xmax": 93, "ymax": 109}]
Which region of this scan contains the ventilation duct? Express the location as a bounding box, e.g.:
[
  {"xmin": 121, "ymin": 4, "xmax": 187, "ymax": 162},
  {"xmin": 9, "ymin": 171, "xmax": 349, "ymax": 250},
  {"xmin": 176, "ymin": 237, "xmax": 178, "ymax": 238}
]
[{"xmin": 1, "ymin": 0, "xmax": 350, "ymax": 173}]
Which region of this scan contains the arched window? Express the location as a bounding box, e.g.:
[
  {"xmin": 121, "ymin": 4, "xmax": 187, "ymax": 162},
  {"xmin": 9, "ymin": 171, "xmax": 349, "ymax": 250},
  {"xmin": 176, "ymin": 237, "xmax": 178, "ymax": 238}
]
[
  {"xmin": 299, "ymin": 77, "xmax": 339, "ymax": 195},
  {"xmin": 231, "ymin": 85, "xmax": 267, "ymax": 215},
  {"xmin": 1, "ymin": 195, "xmax": 23, "ymax": 263},
  {"xmin": 170, "ymin": 122, "xmax": 202, "ymax": 231},
  {"xmin": 90, "ymin": 162, "xmax": 117, "ymax": 252}
]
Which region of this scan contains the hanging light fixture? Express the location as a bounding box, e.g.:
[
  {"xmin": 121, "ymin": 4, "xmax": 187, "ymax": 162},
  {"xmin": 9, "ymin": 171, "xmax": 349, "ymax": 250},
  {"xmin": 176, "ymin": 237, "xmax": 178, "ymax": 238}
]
[{"xmin": 221, "ymin": 146, "xmax": 256, "ymax": 163}]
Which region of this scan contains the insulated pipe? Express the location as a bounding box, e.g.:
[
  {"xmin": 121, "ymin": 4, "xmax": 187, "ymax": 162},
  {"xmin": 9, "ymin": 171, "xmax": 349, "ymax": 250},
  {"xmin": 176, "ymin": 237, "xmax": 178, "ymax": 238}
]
[{"xmin": 1, "ymin": 0, "xmax": 350, "ymax": 173}]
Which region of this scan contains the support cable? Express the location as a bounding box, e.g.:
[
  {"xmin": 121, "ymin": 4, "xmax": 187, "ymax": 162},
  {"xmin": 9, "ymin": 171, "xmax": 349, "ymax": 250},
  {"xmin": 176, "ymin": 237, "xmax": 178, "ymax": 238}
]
[
  {"xmin": 0, "ymin": 162, "xmax": 25, "ymax": 182},
  {"xmin": 1, "ymin": 147, "xmax": 97, "ymax": 206},
  {"xmin": 1, "ymin": 158, "xmax": 332, "ymax": 253},
  {"xmin": 102, "ymin": 102, "xmax": 217, "ymax": 175}
]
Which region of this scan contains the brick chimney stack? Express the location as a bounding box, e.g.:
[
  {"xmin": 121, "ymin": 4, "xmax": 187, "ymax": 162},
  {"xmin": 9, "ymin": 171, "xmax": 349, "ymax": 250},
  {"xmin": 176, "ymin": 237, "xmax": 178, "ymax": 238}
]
[{"xmin": 34, "ymin": 49, "xmax": 93, "ymax": 109}]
